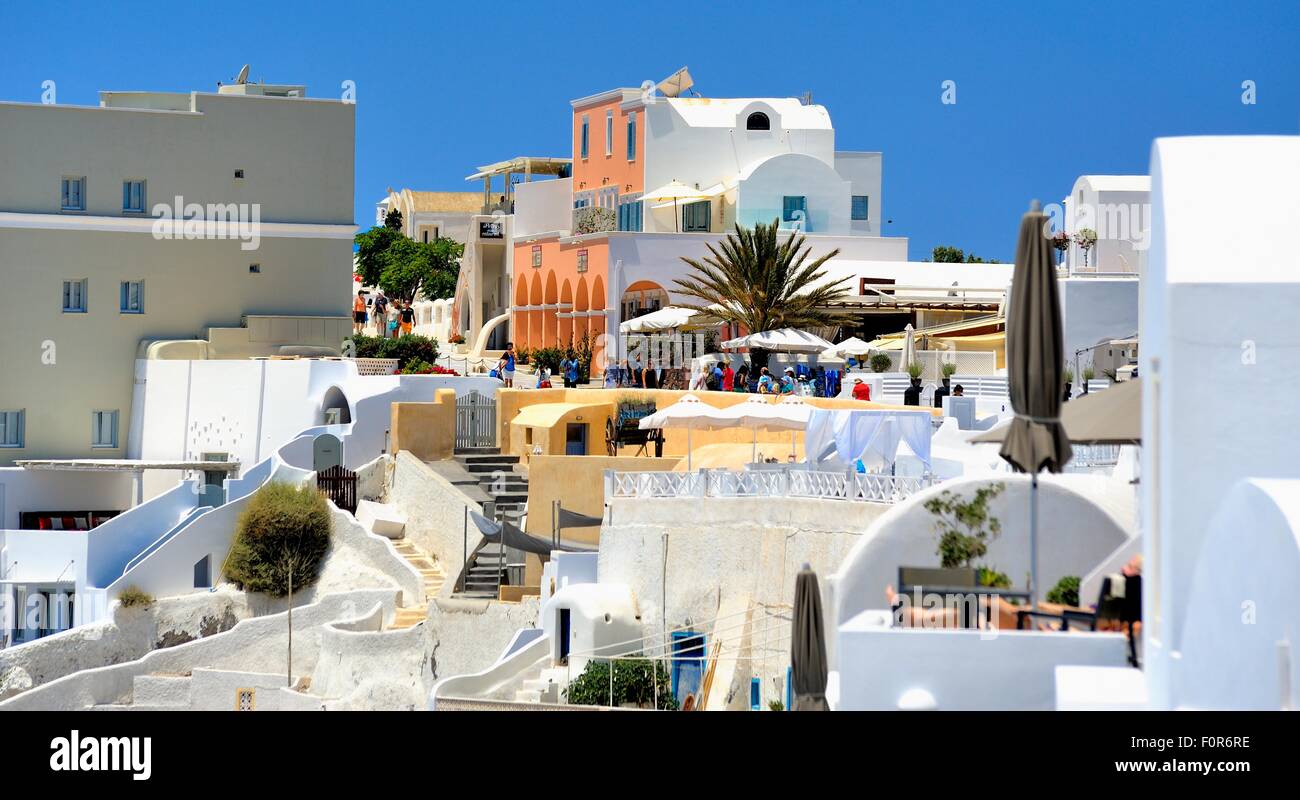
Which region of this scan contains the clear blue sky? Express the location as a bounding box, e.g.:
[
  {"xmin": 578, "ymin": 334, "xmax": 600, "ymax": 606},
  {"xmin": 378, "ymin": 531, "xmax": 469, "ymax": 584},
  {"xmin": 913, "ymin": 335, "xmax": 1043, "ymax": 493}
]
[{"xmin": 3, "ymin": 0, "xmax": 1298, "ymax": 261}]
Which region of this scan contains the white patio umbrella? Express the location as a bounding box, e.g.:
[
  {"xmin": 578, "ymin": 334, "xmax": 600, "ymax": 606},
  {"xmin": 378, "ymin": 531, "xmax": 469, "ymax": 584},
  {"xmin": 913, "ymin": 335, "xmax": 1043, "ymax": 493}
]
[
  {"xmin": 639, "ymin": 180, "xmax": 712, "ymax": 232},
  {"xmin": 638, "ymin": 393, "xmax": 728, "ymax": 470},
  {"xmin": 618, "ymin": 306, "xmax": 712, "ymax": 334},
  {"xmin": 717, "ymin": 395, "xmax": 807, "ymax": 462},
  {"xmin": 777, "ymin": 395, "xmax": 813, "ymax": 459},
  {"xmin": 823, "ymin": 336, "xmax": 874, "ymax": 358},
  {"xmin": 721, "ymin": 328, "xmax": 835, "ymax": 354},
  {"xmin": 901, "ymin": 323, "xmax": 917, "ymax": 371}
]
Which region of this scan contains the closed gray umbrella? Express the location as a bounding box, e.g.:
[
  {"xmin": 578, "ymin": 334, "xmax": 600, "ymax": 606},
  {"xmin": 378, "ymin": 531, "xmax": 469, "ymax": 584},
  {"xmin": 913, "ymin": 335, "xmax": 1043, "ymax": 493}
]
[
  {"xmin": 791, "ymin": 564, "xmax": 828, "ymax": 711},
  {"xmin": 1001, "ymin": 204, "xmax": 1072, "ymax": 607}
]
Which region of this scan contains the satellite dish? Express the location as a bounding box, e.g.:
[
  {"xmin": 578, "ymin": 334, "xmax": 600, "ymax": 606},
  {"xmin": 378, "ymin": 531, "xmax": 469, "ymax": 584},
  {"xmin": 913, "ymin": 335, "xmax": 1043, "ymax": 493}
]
[
  {"xmin": 235, "ymin": 64, "xmax": 250, "ymax": 85},
  {"xmin": 657, "ymin": 67, "xmax": 693, "ymax": 98}
]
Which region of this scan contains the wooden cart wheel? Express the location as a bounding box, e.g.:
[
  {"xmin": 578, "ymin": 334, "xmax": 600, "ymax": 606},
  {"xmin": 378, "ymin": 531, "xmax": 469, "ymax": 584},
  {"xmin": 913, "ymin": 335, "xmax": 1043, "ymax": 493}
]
[{"xmin": 605, "ymin": 417, "xmax": 618, "ymax": 456}]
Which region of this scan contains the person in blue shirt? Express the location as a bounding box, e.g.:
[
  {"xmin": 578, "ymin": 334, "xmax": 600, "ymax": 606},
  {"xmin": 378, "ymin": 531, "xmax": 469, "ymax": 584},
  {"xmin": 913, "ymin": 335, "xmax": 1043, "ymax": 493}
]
[
  {"xmin": 560, "ymin": 355, "xmax": 580, "ymax": 388},
  {"xmin": 780, "ymin": 367, "xmax": 797, "ymax": 395},
  {"xmin": 498, "ymin": 343, "xmax": 516, "ymax": 388},
  {"xmin": 756, "ymin": 367, "xmax": 776, "ymax": 394}
]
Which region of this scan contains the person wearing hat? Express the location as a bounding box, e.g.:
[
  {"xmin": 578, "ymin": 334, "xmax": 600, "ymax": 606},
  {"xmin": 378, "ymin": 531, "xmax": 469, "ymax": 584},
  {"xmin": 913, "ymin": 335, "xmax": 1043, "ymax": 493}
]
[
  {"xmin": 851, "ymin": 377, "xmax": 872, "ymax": 402},
  {"xmin": 779, "ymin": 367, "xmax": 797, "ymax": 395},
  {"xmin": 757, "ymin": 367, "xmax": 776, "ymax": 394}
]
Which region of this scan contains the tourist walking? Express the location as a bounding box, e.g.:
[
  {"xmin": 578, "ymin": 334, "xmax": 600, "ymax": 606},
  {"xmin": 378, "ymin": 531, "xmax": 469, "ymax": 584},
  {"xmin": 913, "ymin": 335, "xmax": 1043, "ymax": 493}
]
[
  {"xmin": 399, "ymin": 301, "xmax": 415, "ymax": 336},
  {"xmin": 499, "ymin": 343, "xmax": 516, "ymax": 388},
  {"xmin": 353, "ymin": 290, "xmax": 367, "ymax": 335}
]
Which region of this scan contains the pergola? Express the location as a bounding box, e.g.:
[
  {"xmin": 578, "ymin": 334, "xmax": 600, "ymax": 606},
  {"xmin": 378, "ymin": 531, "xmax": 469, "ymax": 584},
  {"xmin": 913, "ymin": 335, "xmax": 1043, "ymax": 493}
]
[
  {"xmin": 16, "ymin": 459, "xmax": 241, "ymax": 506},
  {"xmin": 465, "ymin": 156, "xmax": 572, "ymax": 214}
]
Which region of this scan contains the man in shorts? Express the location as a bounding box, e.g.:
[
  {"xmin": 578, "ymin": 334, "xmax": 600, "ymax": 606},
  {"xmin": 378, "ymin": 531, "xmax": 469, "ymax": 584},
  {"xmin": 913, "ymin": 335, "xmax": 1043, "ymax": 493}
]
[
  {"xmin": 499, "ymin": 342, "xmax": 516, "ymax": 388},
  {"xmin": 353, "ymin": 290, "xmax": 367, "ymax": 334}
]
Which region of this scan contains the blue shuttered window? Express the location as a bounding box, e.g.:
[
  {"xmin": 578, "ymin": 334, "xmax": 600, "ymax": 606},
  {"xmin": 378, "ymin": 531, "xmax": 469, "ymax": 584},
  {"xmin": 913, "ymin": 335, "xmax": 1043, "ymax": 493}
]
[
  {"xmin": 617, "ymin": 199, "xmax": 643, "ymax": 231},
  {"xmin": 580, "ymin": 115, "xmax": 589, "ymax": 159},
  {"xmin": 851, "ymin": 195, "xmax": 869, "ymax": 220},
  {"xmin": 682, "ymin": 200, "xmax": 710, "ymax": 232}
]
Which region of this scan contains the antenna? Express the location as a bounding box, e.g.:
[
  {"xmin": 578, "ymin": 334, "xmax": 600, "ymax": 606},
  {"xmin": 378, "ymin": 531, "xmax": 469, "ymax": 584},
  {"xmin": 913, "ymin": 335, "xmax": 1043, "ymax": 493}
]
[
  {"xmin": 801, "ymin": 91, "xmax": 813, "ymax": 106},
  {"xmin": 235, "ymin": 64, "xmax": 250, "ymax": 85}
]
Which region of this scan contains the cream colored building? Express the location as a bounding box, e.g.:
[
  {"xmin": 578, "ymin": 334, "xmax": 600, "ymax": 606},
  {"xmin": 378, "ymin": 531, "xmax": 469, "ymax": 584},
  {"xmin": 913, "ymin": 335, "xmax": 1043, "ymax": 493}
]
[
  {"xmin": 376, "ymin": 188, "xmax": 481, "ymax": 244},
  {"xmin": 0, "ymin": 81, "xmax": 356, "ymax": 465}
]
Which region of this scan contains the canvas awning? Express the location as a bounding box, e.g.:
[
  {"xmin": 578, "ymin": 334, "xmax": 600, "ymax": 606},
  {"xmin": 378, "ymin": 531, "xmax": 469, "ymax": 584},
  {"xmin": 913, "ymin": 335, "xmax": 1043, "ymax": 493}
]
[
  {"xmin": 510, "ymin": 402, "xmax": 609, "ymax": 430},
  {"xmin": 972, "ymin": 378, "xmax": 1141, "ymax": 446}
]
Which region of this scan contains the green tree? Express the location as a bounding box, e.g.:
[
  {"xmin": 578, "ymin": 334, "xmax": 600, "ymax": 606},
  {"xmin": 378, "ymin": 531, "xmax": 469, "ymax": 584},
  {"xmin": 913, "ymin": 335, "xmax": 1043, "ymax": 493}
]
[
  {"xmin": 353, "ymin": 225, "xmax": 403, "ymax": 287},
  {"xmin": 672, "ymin": 220, "xmax": 854, "ymax": 372},
  {"xmin": 378, "ymin": 236, "xmax": 463, "ymax": 303},
  {"xmin": 930, "ymin": 245, "xmax": 1000, "ymax": 263},
  {"xmin": 384, "ymin": 207, "xmax": 403, "ymax": 230},
  {"xmin": 224, "ymin": 482, "xmax": 332, "ymax": 597}
]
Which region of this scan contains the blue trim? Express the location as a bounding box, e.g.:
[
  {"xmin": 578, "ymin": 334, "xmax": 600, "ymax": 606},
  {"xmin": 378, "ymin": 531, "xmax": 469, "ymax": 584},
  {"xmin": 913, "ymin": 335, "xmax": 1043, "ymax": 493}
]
[{"xmin": 750, "ymin": 676, "xmax": 762, "ymax": 710}]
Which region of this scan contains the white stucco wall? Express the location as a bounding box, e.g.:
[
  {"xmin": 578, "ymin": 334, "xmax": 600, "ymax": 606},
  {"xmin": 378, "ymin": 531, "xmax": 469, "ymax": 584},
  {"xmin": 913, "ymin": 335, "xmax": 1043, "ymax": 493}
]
[
  {"xmin": 736, "ymin": 152, "xmax": 851, "ymax": 234},
  {"xmin": 386, "ymin": 452, "xmax": 483, "ymax": 593},
  {"xmin": 1141, "ymin": 135, "xmax": 1300, "ymax": 708}
]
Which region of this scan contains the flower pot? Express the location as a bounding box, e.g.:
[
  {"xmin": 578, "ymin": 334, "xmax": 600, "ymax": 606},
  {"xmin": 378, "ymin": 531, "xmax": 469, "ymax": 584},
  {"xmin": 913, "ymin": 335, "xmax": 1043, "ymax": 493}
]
[
  {"xmin": 910, "ymin": 377, "xmax": 922, "ymax": 388},
  {"xmin": 1062, "ymin": 382, "xmax": 1072, "ymax": 402}
]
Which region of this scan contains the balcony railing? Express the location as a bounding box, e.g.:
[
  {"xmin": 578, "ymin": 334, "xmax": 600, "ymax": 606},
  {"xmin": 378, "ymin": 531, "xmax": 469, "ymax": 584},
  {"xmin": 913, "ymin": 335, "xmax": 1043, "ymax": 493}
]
[{"xmin": 606, "ymin": 467, "xmax": 930, "ymax": 504}]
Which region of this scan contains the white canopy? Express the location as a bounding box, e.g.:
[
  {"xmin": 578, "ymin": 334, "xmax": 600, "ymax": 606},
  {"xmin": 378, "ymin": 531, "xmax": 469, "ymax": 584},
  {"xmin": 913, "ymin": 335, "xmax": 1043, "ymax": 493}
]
[
  {"xmin": 721, "ymin": 328, "xmax": 835, "ymax": 354},
  {"xmin": 822, "ymin": 336, "xmax": 875, "ymax": 358},
  {"xmin": 638, "ymin": 393, "xmax": 728, "ymax": 470},
  {"xmin": 620, "ymin": 306, "xmax": 710, "ymax": 334},
  {"xmin": 803, "ymin": 408, "xmax": 933, "ymax": 469}
]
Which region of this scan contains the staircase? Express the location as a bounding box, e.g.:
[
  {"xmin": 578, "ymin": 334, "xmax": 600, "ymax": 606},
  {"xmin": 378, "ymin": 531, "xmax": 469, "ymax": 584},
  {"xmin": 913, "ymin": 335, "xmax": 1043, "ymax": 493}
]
[
  {"xmin": 389, "ymin": 540, "xmax": 446, "ymax": 630},
  {"xmin": 513, "ymin": 666, "xmax": 572, "ymax": 704},
  {"xmin": 452, "ymin": 447, "xmax": 528, "ymax": 599}
]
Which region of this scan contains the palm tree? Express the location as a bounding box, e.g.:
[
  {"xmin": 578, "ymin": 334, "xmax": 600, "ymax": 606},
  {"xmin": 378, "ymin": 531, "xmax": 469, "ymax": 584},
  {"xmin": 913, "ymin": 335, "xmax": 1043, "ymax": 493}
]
[{"xmin": 672, "ymin": 219, "xmax": 855, "ymax": 372}]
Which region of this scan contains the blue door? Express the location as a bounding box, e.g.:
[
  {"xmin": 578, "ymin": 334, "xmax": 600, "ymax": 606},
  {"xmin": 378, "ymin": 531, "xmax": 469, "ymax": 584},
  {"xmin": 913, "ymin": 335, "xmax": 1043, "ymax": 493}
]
[
  {"xmin": 670, "ymin": 631, "xmax": 706, "ymax": 705},
  {"xmin": 565, "ymin": 423, "xmax": 587, "ymax": 455}
]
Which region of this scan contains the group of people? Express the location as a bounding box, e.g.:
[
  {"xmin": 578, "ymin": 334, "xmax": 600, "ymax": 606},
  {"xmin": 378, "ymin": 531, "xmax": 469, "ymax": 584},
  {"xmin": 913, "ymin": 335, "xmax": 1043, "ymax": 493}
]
[
  {"xmin": 691, "ymin": 362, "xmax": 819, "ymax": 396},
  {"xmin": 490, "ymin": 343, "xmax": 582, "ymax": 390},
  {"xmin": 353, "ymin": 290, "xmax": 416, "ymax": 338}
]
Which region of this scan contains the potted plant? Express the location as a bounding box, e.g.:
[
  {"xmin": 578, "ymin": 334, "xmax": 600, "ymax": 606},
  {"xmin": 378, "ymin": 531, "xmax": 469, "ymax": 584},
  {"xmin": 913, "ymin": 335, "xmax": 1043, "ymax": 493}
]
[
  {"xmin": 869, "ymin": 352, "xmax": 893, "ymax": 374},
  {"xmin": 905, "ymin": 360, "xmax": 924, "ymax": 387},
  {"xmin": 1062, "ymin": 366, "xmax": 1074, "ymax": 401},
  {"xmin": 940, "ymin": 360, "xmax": 958, "ymax": 388},
  {"xmin": 1073, "ymin": 228, "xmax": 1098, "ymax": 269},
  {"xmin": 1050, "ymin": 230, "xmax": 1071, "ymax": 265},
  {"xmin": 448, "ymin": 332, "xmax": 468, "ymax": 354},
  {"xmin": 1081, "ymin": 365, "xmax": 1095, "ymax": 395}
]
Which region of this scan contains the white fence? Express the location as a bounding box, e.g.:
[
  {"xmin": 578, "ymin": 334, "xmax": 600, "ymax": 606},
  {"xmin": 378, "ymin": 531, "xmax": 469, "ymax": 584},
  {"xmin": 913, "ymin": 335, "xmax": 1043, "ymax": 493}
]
[
  {"xmin": 606, "ymin": 468, "xmax": 930, "ymax": 504},
  {"xmin": 868, "ymin": 350, "xmax": 998, "ymax": 381},
  {"xmin": 353, "ymin": 358, "xmax": 400, "ymax": 376}
]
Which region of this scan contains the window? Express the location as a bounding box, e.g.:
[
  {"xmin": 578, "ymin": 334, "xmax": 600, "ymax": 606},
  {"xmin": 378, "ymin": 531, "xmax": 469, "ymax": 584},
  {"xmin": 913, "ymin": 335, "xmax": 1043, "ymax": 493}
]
[
  {"xmin": 531, "ymin": 245, "xmax": 542, "ymax": 268},
  {"xmin": 62, "ymin": 279, "xmax": 87, "ymax": 313},
  {"xmin": 61, "ymin": 176, "xmax": 85, "ymax": 211},
  {"xmin": 91, "ymin": 410, "xmax": 118, "ymax": 448},
  {"xmin": 745, "ymin": 111, "xmax": 770, "ymax": 131},
  {"xmin": 120, "ymin": 280, "xmax": 144, "ymax": 313},
  {"xmin": 234, "ymin": 169, "xmax": 245, "ymax": 179},
  {"xmin": 682, "ymin": 200, "xmax": 711, "ymax": 232},
  {"xmin": 248, "ymin": 263, "xmax": 261, "ymax": 274},
  {"xmin": 580, "ymin": 114, "xmax": 589, "ymax": 159},
  {"xmin": 577, "ymin": 249, "xmax": 588, "ymax": 273},
  {"xmin": 851, "ymin": 195, "xmax": 870, "ymax": 221},
  {"xmin": 605, "ymin": 110, "xmax": 614, "ymax": 156},
  {"xmin": 782, "ymin": 196, "xmax": 808, "ymax": 229},
  {"xmin": 122, "ymin": 180, "xmax": 146, "ymax": 213},
  {"xmin": 617, "ymin": 199, "xmax": 643, "ymax": 232},
  {"xmin": 0, "ymin": 410, "xmax": 24, "ymax": 448},
  {"xmin": 626, "ymin": 112, "xmax": 637, "ymax": 161}
]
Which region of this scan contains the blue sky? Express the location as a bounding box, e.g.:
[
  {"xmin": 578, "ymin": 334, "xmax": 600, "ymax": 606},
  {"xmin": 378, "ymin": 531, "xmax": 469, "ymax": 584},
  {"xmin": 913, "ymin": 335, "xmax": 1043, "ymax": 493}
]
[{"xmin": 3, "ymin": 0, "xmax": 1298, "ymax": 261}]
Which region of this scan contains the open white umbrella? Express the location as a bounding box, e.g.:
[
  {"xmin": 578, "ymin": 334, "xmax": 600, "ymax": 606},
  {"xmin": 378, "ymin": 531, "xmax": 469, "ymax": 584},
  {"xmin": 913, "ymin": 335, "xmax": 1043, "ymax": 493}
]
[
  {"xmin": 717, "ymin": 395, "xmax": 806, "ymax": 462},
  {"xmin": 639, "ymin": 180, "xmax": 712, "ymax": 232},
  {"xmin": 721, "ymin": 328, "xmax": 835, "ymax": 354},
  {"xmin": 638, "ymin": 393, "xmax": 727, "ymax": 470},
  {"xmin": 618, "ymin": 306, "xmax": 716, "ymax": 334},
  {"xmin": 823, "ymin": 336, "xmax": 874, "ymax": 358}
]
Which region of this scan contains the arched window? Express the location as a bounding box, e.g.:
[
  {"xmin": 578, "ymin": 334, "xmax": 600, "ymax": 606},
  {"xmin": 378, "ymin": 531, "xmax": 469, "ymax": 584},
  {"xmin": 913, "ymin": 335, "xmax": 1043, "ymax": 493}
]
[{"xmin": 745, "ymin": 112, "xmax": 770, "ymax": 131}]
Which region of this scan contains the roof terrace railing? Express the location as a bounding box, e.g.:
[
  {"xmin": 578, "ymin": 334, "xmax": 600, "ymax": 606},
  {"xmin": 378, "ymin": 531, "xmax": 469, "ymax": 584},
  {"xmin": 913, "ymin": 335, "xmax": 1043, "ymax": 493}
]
[{"xmin": 606, "ymin": 467, "xmax": 930, "ymax": 504}]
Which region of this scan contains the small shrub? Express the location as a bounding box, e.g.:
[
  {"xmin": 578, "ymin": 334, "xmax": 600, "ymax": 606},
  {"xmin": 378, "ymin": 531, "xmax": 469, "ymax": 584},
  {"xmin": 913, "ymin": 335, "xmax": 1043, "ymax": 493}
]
[
  {"xmin": 224, "ymin": 482, "xmax": 332, "ymax": 597},
  {"xmin": 869, "ymin": 352, "xmax": 893, "ymax": 373},
  {"xmin": 905, "ymin": 361, "xmax": 924, "ymax": 379},
  {"xmin": 345, "ymin": 333, "xmax": 439, "ymax": 370},
  {"xmin": 1047, "ymin": 575, "xmax": 1081, "ymax": 607},
  {"xmin": 768, "ymin": 699, "xmax": 785, "ymax": 711},
  {"xmin": 530, "ymin": 346, "xmax": 564, "ymax": 374},
  {"xmin": 117, "ymin": 585, "xmax": 154, "ymax": 608},
  {"xmin": 564, "ymin": 655, "xmax": 678, "ymax": 710},
  {"xmin": 1082, "ymin": 365, "xmax": 1095, "ymax": 382},
  {"xmin": 941, "ymin": 361, "xmax": 958, "ymax": 378},
  {"xmin": 977, "ymin": 566, "xmax": 1011, "ymax": 589},
  {"xmin": 1063, "ymin": 366, "xmax": 1075, "ymax": 384}
]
